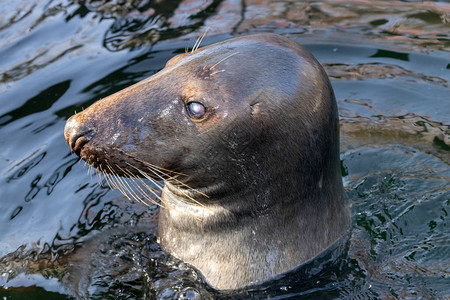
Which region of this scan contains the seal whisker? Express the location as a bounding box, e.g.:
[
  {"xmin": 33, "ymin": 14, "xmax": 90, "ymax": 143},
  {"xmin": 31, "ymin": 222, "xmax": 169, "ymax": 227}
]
[
  {"xmin": 122, "ymin": 152, "xmax": 188, "ymax": 176},
  {"xmin": 104, "ymin": 171, "xmax": 131, "ymax": 201},
  {"xmin": 100, "ymin": 165, "xmax": 122, "ymax": 193},
  {"xmin": 136, "ymin": 169, "xmax": 165, "ymax": 191},
  {"xmin": 125, "ymin": 163, "xmax": 165, "ymax": 190},
  {"xmin": 121, "ymin": 164, "xmax": 176, "ymax": 206},
  {"xmin": 102, "ymin": 167, "xmax": 136, "ymax": 203},
  {"xmin": 106, "ymin": 164, "xmax": 152, "ymax": 207},
  {"xmin": 210, "ymin": 51, "xmax": 240, "ymax": 70},
  {"xmin": 209, "ymin": 70, "xmax": 225, "ymax": 76},
  {"xmin": 123, "ymin": 162, "xmax": 211, "ymax": 211},
  {"xmin": 102, "ymin": 164, "xmax": 132, "ymax": 199},
  {"xmin": 115, "ymin": 164, "xmax": 165, "ymax": 207},
  {"xmin": 93, "ymin": 167, "xmax": 100, "ymax": 184},
  {"xmin": 127, "ymin": 173, "xmax": 166, "ymax": 208},
  {"xmin": 88, "ymin": 165, "xmax": 93, "ymax": 179},
  {"xmin": 140, "ymin": 166, "xmax": 212, "ymax": 211},
  {"xmin": 119, "ymin": 165, "xmax": 208, "ymax": 220},
  {"xmin": 142, "ymin": 163, "xmax": 210, "ymax": 199},
  {"xmin": 99, "ymin": 165, "xmax": 113, "ymax": 189},
  {"xmin": 101, "ymin": 171, "xmax": 115, "ymax": 190},
  {"xmin": 107, "ymin": 164, "xmax": 149, "ymax": 206},
  {"xmin": 133, "ymin": 170, "xmax": 172, "ymax": 207},
  {"xmin": 192, "ymin": 21, "xmax": 214, "ymax": 53},
  {"xmin": 95, "ymin": 168, "xmax": 104, "ymax": 187},
  {"xmin": 95, "ymin": 167, "xmax": 106, "ymax": 187},
  {"xmin": 115, "ymin": 150, "xmax": 210, "ymax": 198}
]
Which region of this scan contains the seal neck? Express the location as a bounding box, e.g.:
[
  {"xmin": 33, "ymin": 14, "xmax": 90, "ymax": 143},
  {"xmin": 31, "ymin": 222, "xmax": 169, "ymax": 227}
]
[
  {"xmin": 158, "ymin": 173, "xmax": 350, "ymax": 289},
  {"xmin": 160, "ymin": 163, "xmax": 346, "ymax": 227}
]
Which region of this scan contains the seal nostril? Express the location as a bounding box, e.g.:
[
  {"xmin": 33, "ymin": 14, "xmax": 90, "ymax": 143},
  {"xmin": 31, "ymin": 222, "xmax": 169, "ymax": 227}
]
[
  {"xmin": 64, "ymin": 115, "xmax": 94, "ymax": 156},
  {"xmin": 71, "ymin": 134, "xmax": 91, "ymax": 156}
]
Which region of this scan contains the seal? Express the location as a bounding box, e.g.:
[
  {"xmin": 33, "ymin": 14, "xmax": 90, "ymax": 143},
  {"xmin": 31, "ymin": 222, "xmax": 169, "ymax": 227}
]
[{"xmin": 64, "ymin": 33, "xmax": 350, "ymax": 290}]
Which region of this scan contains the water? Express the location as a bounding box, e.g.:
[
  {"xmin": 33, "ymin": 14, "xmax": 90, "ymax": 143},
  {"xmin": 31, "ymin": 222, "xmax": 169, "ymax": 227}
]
[{"xmin": 0, "ymin": 0, "xmax": 449, "ymax": 299}]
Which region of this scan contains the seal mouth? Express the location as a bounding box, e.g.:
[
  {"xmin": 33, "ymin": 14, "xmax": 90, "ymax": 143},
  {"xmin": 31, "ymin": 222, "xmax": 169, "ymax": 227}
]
[
  {"xmin": 74, "ymin": 147, "xmax": 199, "ymax": 209},
  {"xmin": 78, "ymin": 145, "xmax": 181, "ymax": 183}
]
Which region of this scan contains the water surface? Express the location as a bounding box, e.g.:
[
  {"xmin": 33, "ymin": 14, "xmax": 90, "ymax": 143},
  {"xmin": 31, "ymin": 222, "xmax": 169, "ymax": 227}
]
[{"xmin": 0, "ymin": 0, "xmax": 449, "ymax": 299}]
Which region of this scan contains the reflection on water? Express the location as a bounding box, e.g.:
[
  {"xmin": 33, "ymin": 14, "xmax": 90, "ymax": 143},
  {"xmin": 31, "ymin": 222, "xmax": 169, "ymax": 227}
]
[{"xmin": 0, "ymin": 0, "xmax": 449, "ymax": 299}]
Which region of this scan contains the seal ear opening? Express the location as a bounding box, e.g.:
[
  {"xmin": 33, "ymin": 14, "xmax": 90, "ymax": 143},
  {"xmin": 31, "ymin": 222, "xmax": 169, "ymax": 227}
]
[{"xmin": 250, "ymin": 101, "xmax": 262, "ymax": 116}]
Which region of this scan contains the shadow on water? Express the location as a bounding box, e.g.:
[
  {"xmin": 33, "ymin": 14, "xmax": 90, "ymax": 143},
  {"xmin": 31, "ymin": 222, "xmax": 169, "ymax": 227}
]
[
  {"xmin": 61, "ymin": 0, "xmax": 224, "ymax": 51},
  {"xmin": 0, "ymin": 0, "xmax": 449, "ymax": 299},
  {"xmin": 0, "ymin": 81, "xmax": 71, "ymax": 127}
]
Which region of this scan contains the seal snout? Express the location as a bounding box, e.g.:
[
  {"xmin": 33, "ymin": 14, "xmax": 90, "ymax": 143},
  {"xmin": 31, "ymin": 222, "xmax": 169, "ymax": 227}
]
[{"xmin": 64, "ymin": 114, "xmax": 94, "ymax": 156}]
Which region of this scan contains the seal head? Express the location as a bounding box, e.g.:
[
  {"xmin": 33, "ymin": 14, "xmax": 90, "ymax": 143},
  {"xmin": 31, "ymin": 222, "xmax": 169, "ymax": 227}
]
[{"xmin": 64, "ymin": 33, "xmax": 350, "ymax": 290}]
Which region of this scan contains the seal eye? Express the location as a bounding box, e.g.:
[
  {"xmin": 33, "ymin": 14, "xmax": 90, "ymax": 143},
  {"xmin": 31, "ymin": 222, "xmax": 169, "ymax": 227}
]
[{"xmin": 187, "ymin": 102, "xmax": 206, "ymax": 119}]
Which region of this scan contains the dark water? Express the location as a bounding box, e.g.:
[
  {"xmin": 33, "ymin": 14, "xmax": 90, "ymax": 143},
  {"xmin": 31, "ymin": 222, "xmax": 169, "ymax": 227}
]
[{"xmin": 0, "ymin": 0, "xmax": 449, "ymax": 299}]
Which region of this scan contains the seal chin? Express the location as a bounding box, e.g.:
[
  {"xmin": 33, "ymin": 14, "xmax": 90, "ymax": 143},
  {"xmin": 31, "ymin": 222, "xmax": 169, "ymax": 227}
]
[
  {"xmin": 165, "ymin": 180, "xmax": 231, "ymax": 200},
  {"xmin": 162, "ymin": 184, "xmax": 217, "ymax": 219}
]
